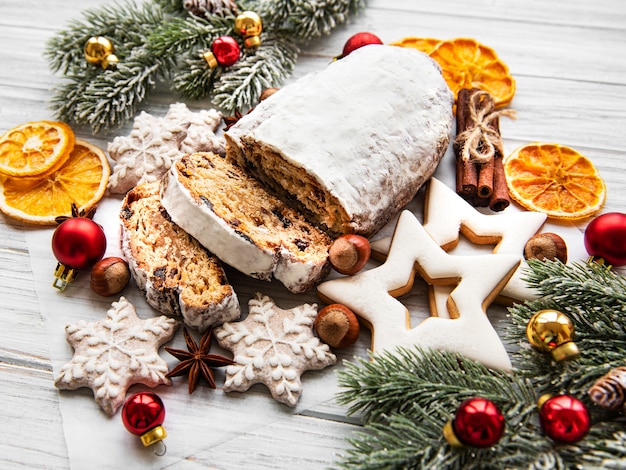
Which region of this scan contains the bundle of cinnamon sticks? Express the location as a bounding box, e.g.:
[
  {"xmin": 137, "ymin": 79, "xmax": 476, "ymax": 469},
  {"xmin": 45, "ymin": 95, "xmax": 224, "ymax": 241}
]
[{"xmin": 453, "ymin": 88, "xmax": 514, "ymax": 211}]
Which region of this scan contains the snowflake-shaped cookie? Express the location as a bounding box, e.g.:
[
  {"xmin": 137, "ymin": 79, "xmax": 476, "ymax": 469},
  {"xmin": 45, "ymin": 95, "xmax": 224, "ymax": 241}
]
[
  {"xmin": 54, "ymin": 296, "xmax": 179, "ymax": 415},
  {"xmin": 107, "ymin": 103, "xmax": 224, "ymax": 194},
  {"xmin": 215, "ymin": 293, "xmax": 336, "ymax": 407}
]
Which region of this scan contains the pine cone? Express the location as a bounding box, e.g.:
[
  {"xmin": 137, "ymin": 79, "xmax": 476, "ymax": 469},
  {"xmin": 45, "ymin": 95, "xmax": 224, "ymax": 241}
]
[
  {"xmin": 182, "ymin": 0, "xmax": 237, "ymax": 17},
  {"xmin": 588, "ymin": 366, "xmax": 626, "ymax": 411}
]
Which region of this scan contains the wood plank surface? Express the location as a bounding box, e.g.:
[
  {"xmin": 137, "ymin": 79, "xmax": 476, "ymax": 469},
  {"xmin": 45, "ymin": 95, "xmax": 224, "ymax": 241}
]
[{"xmin": 0, "ymin": 0, "xmax": 625, "ymax": 468}]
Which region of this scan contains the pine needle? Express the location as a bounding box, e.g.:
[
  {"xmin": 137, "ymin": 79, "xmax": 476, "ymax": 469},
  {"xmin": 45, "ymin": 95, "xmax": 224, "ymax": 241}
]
[
  {"xmin": 336, "ymin": 261, "xmax": 626, "ymax": 469},
  {"xmin": 45, "ymin": 0, "xmax": 365, "ymax": 132}
]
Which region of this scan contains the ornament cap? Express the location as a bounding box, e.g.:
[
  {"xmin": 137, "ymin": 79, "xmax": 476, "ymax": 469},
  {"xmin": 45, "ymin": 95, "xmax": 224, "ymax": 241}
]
[
  {"xmin": 52, "ymin": 262, "xmax": 77, "ymax": 291},
  {"xmin": 203, "ymin": 51, "xmax": 218, "ymax": 69},
  {"xmin": 140, "ymin": 425, "xmax": 167, "ymax": 447},
  {"xmin": 537, "ymin": 393, "xmax": 553, "ymax": 409},
  {"xmin": 551, "ymin": 340, "xmax": 580, "ymax": 362},
  {"xmin": 443, "ymin": 420, "xmax": 464, "ymax": 448},
  {"xmin": 101, "ymin": 53, "xmax": 119, "ymax": 70},
  {"xmin": 244, "ymin": 35, "xmax": 261, "ymax": 48}
]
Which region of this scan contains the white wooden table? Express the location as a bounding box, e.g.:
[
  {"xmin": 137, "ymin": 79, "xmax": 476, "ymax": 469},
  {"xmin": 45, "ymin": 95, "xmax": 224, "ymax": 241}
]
[{"xmin": 1, "ymin": 1, "xmax": 625, "ymax": 468}]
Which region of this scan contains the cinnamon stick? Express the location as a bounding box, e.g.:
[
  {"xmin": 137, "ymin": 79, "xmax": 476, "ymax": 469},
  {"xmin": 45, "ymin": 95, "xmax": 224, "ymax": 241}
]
[
  {"xmin": 454, "ymin": 87, "xmax": 512, "ymax": 211},
  {"xmin": 454, "ymin": 88, "xmax": 478, "ymax": 199},
  {"xmin": 477, "ymin": 159, "xmax": 494, "ymax": 199},
  {"xmin": 488, "ymin": 117, "xmax": 511, "ymax": 211}
]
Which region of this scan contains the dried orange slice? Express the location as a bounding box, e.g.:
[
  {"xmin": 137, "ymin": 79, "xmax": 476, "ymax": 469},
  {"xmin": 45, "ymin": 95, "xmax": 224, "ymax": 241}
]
[
  {"xmin": 503, "ymin": 143, "xmax": 606, "ymax": 220},
  {"xmin": 0, "ymin": 121, "xmax": 75, "ymax": 177},
  {"xmin": 390, "ymin": 37, "xmax": 442, "ymax": 55},
  {"xmin": 0, "ymin": 140, "xmax": 110, "ymax": 225},
  {"xmin": 427, "ymin": 38, "xmax": 516, "ymax": 108}
]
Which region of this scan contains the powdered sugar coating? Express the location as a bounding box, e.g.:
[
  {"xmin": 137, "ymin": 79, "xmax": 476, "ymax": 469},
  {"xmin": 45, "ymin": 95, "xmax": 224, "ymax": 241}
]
[
  {"xmin": 370, "ymin": 178, "xmax": 548, "ymax": 303},
  {"xmin": 215, "ymin": 293, "xmax": 336, "ymax": 407},
  {"xmin": 318, "ymin": 210, "xmax": 519, "ymax": 371},
  {"xmin": 160, "ymin": 153, "xmax": 331, "ymax": 294},
  {"xmin": 226, "ymin": 45, "xmax": 454, "ymax": 236},
  {"xmin": 54, "ymin": 297, "xmax": 178, "ymax": 415},
  {"xmin": 119, "ymin": 181, "xmax": 240, "ymax": 332}
]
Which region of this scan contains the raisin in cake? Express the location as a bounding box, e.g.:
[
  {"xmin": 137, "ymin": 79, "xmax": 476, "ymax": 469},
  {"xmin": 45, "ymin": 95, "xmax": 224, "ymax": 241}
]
[
  {"xmin": 160, "ymin": 152, "xmax": 332, "ymax": 293},
  {"xmin": 224, "ymin": 44, "xmax": 454, "ymax": 237},
  {"xmin": 120, "ymin": 180, "xmax": 240, "ymax": 330}
]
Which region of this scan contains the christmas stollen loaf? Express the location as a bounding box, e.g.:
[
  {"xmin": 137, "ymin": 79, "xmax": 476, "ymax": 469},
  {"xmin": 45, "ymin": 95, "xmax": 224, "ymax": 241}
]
[
  {"xmin": 224, "ymin": 44, "xmax": 454, "ymax": 237},
  {"xmin": 160, "ymin": 152, "xmax": 333, "ymax": 293},
  {"xmin": 120, "ymin": 180, "xmax": 240, "ymax": 330}
]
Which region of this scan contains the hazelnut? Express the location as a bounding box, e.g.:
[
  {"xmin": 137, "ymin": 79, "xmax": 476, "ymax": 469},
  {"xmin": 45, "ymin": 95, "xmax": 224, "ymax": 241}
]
[
  {"xmin": 259, "ymin": 87, "xmax": 280, "ymax": 101},
  {"xmin": 328, "ymin": 234, "xmax": 371, "ymax": 275},
  {"xmin": 524, "ymin": 232, "xmax": 567, "ymax": 263},
  {"xmin": 90, "ymin": 257, "xmax": 131, "ymax": 296},
  {"xmin": 313, "ymin": 304, "xmax": 360, "ymax": 349}
]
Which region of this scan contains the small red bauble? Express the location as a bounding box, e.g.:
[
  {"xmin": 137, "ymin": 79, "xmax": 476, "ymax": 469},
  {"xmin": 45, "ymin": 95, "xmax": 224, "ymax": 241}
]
[
  {"xmin": 211, "ymin": 35, "xmax": 241, "ymax": 67},
  {"xmin": 338, "ymin": 32, "xmax": 383, "ymax": 59},
  {"xmin": 122, "ymin": 392, "xmax": 167, "ymax": 452},
  {"xmin": 584, "ymin": 212, "xmax": 626, "ymax": 266},
  {"xmin": 52, "ymin": 217, "xmax": 107, "ymax": 270},
  {"xmin": 444, "ymin": 398, "xmax": 505, "ymax": 448},
  {"xmin": 538, "ymin": 394, "xmax": 590, "ymax": 444}
]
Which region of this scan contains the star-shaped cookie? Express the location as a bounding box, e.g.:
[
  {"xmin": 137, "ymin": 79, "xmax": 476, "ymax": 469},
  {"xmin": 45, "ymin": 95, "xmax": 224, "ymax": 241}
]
[
  {"xmin": 54, "ymin": 296, "xmax": 179, "ymax": 415},
  {"xmin": 371, "ymin": 177, "xmax": 547, "ymax": 304},
  {"xmin": 214, "ymin": 293, "xmax": 336, "ymax": 407},
  {"xmin": 317, "ymin": 210, "xmax": 520, "ymax": 371}
]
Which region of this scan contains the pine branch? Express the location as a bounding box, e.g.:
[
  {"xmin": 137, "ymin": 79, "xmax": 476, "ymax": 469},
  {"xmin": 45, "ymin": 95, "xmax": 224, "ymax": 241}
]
[
  {"xmin": 288, "ymin": 0, "xmax": 366, "ymax": 41},
  {"xmin": 147, "ymin": 14, "xmax": 235, "ymax": 102},
  {"xmin": 46, "ymin": 0, "xmax": 171, "ymax": 133},
  {"xmin": 147, "ymin": 14, "xmax": 235, "ymax": 59},
  {"xmin": 336, "ymin": 348, "xmax": 545, "ymax": 469},
  {"xmin": 337, "ymin": 347, "xmax": 536, "ymax": 422},
  {"xmin": 152, "ymin": 0, "xmax": 187, "ymax": 14},
  {"xmin": 46, "ymin": 0, "xmax": 364, "ymax": 131},
  {"xmin": 45, "ymin": 1, "xmax": 164, "ymax": 75},
  {"xmin": 74, "ymin": 52, "xmax": 166, "ymax": 134},
  {"xmin": 507, "ymin": 260, "xmax": 626, "ymax": 396},
  {"xmin": 258, "ymin": 0, "xmax": 366, "ymax": 41},
  {"xmin": 211, "ymin": 33, "xmax": 299, "ymax": 112},
  {"xmin": 338, "ymin": 266, "xmax": 626, "ymax": 470}
]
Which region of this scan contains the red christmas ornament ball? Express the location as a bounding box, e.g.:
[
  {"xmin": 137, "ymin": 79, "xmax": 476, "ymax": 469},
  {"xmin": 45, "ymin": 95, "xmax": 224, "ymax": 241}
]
[
  {"xmin": 451, "ymin": 398, "xmax": 505, "ymax": 447},
  {"xmin": 51, "ymin": 218, "xmax": 106, "ymax": 270},
  {"xmin": 539, "ymin": 394, "xmax": 590, "ymax": 443},
  {"xmin": 122, "ymin": 392, "xmax": 166, "ymax": 436},
  {"xmin": 211, "ymin": 36, "xmax": 241, "ymax": 67},
  {"xmin": 340, "ymin": 32, "xmax": 383, "ymax": 58},
  {"xmin": 584, "ymin": 212, "xmax": 626, "ymax": 266}
]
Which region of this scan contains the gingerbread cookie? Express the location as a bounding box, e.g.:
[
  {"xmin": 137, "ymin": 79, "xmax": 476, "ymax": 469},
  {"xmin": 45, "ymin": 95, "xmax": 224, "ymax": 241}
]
[
  {"xmin": 54, "ymin": 296, "xmax": 179, "ymax": 415},
  {"xmin": 214, "ymin": 293, "xmax": 336, "ymax": 407},
  {"xmin": 107, "ymin": 103, "xmax": 224, "ymax": 194},
  {"xmin": 370, "ymin": 177, "xmax": 547, "ymax": 304},
  {"xmin": 317, "ymin": 210, "xmax": 519, "ymax": 371}
]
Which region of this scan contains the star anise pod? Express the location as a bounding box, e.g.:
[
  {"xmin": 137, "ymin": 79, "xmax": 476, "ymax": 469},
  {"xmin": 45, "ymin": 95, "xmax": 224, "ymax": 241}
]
[
  {"xmin": 54, "ymin": 203, "xmax": 98, "ymax": 225},
  {"xmin": 223, "ymin": 110, "xmax": 244, "ymax": 131},
  {"xmin": 165, "ymin": 328, "xmax": 234, "ymax": 394}
]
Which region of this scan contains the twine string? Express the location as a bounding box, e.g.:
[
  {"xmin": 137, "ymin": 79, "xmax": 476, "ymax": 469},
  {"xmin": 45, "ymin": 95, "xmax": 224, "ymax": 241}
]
[{"xmin": 455, "ymin": 90, "xmax": 516, "ymax": 164}]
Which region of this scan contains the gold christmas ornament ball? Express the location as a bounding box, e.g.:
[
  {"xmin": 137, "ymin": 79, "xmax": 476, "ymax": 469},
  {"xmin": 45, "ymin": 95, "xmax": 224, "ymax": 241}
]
[
  {"xmin": 526, "ymin": 309, "xmax": 580, "ymax": 362},
  {"xmin": 235, "ymin": 11, "xmax": 262, "ymax": 47},
  {"xmin": 84, "ymin": 36, "xmax": 117, "ymax": 69}
]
